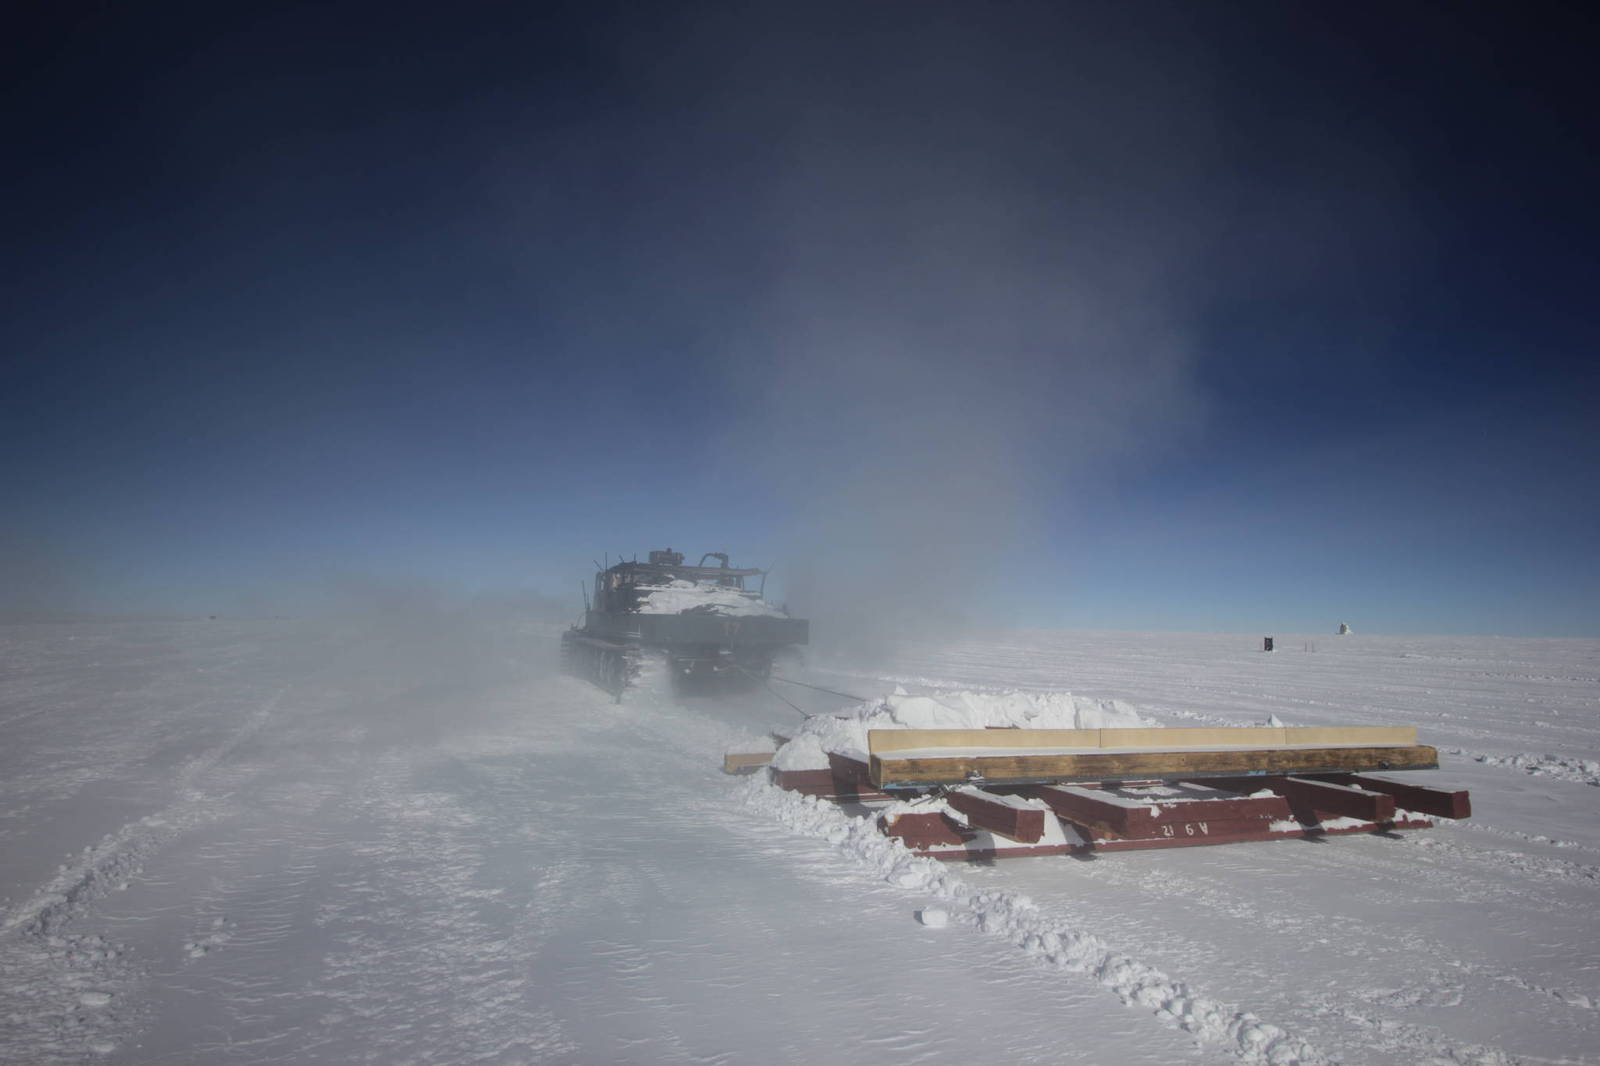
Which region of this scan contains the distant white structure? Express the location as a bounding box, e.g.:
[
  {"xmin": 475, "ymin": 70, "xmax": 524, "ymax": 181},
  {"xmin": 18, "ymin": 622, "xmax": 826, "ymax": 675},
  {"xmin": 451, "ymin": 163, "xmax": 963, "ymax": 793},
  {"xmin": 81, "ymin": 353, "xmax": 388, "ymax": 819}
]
[{"xmin": 1337, "ymin": 622, "xmax": 1352, "ymax": 635}]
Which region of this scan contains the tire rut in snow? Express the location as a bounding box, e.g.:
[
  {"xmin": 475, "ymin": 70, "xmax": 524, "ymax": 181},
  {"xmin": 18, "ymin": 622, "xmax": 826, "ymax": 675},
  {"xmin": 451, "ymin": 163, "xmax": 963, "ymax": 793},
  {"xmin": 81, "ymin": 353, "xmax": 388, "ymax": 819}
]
[
  {"xmin": 0, "ymin": 762, "xmax": 257, "ymax": 1060},
  {"xmin": 0, "ymin": 674, "xmax": 325, "ymax": 1065},
  {"xmin": 1054, "ymin": 846, "xmax": 1568, "ymax": 1064},
  {"xmin": 736, "ymin": 776, "xmax": 1328, "ymax": 1066},
  {"xmin": 1405, "ymin": 831, "xmax": 1600, "ymax": 891},
  {"xmin": 1443, "ymin": 748, "xmax": 1600, "ymax": 788},
  {"xmin": 1448, "ymin": 818, "xmax": 1600, "ymax": 861},
  {"xmin": 0, "ymin": 680, "xmax": 301, "ymax": 941}
]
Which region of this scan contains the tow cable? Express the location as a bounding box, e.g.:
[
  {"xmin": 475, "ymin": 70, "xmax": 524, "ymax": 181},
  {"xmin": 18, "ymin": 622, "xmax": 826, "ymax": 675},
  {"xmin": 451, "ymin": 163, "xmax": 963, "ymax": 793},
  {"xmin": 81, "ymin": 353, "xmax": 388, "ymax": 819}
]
[
  {"xmin": 733, "ymin": 668, "xmax": 873, "ymax": 719},
  {"xmin": 766, "ymin": 675, "xmax": 872, "ymax": 703}
]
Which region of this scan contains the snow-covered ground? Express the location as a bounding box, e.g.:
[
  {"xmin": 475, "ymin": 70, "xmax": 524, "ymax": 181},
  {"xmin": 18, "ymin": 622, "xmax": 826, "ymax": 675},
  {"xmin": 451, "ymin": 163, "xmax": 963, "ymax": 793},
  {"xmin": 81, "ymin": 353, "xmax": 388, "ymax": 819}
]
[{"xmin": 2, "ymin": 619, "xmax": 1596, "ymax": 1065}]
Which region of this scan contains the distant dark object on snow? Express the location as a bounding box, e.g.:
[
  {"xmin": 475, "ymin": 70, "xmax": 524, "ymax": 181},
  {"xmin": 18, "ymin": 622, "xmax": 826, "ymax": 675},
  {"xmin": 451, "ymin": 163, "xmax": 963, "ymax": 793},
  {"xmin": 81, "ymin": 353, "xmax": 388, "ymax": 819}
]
[{"xmin": 1338, "ymin": 622, "xmax": 1352, "ymax": 635}]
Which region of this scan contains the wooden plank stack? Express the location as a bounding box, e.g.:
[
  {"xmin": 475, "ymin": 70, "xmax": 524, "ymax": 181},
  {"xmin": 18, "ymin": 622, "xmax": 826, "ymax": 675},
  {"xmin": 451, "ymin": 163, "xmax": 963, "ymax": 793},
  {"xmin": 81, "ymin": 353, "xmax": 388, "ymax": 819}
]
[{"xmin": 867, "ymin": 726, "xmax": 1438, "ymax": 788}]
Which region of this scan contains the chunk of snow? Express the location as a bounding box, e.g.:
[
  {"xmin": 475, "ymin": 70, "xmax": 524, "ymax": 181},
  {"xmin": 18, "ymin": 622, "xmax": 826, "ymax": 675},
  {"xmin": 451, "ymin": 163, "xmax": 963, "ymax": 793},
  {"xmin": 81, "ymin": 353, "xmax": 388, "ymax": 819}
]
[
  {"xmin": 768, "ymin": 733, "xmax": 833, "ymax": 771},
  {"xmin": 916, "ymin": 907, "xmax": 950, "ymax": 928},
  {"xmin": 769, "ymin": 688, "xmax": 1161, "ymax": 769}
]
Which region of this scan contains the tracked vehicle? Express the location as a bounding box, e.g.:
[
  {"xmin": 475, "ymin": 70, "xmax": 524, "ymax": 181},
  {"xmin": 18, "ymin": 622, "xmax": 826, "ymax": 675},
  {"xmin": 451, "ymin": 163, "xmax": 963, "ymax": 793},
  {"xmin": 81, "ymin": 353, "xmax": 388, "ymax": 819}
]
[{"xmin": 562, "ymin": 549, "xmax": 809, "ymax": 699}]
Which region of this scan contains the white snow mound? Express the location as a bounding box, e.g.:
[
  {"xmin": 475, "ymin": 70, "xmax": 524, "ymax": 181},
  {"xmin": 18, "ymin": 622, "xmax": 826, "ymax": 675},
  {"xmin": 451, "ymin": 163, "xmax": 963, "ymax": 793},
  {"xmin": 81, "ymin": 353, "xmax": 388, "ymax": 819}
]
[{"xmin": 769, "ymin": 689, "xmax": 1158, "ymax": 771}]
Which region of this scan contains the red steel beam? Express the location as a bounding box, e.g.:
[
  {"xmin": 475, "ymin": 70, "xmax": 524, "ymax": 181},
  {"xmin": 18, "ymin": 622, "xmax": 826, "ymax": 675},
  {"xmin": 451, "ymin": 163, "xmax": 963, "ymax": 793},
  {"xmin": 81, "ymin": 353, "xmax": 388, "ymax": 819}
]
[
  {"xmin": 945, "ymin": 789, "xmax": 1047, "ymax": 843},
  {"xmin": 1030, "ymin": 785, "xmax": 1157, "ymax": 836},
  {"xmin": 1029, "ymin": 784, "xmax": 1289, "ymax": 838},
  {"xmin": 1083, "ymin": 818, "xmax": 1307, "ymax": 850},
  {"xmin": 879, "ymin": 810, "xmax": 971, "ymax": 848},
  {"xmin": 827, "ymin": 752, "xmax": 875, "ymax": 788},
  {"xmin": 1329, "ymin": 774, "xmax": 1471, "ymax": 819},
  {"xmin": 769, "ymin": 765, "xmax": 888, "ymax": 801},
  {"xmin": 1212, "ymin": 776, "xmax": 1395, "ymax": 822}
]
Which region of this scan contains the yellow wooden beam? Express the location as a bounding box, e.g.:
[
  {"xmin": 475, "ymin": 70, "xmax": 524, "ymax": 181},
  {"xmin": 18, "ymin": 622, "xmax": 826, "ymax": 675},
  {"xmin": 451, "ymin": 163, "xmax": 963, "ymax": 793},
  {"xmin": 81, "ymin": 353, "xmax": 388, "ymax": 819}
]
[
  {"xmin": 867, "ymin": 725, "xmax": 1417, "ymax": 755},
  {"xmin": 870, "ymin": 744, "xmax": 1439, "ymax": 788},
  {"xmin": 722, "ymin": 751, "xmax": 774, "ymax": 774}
]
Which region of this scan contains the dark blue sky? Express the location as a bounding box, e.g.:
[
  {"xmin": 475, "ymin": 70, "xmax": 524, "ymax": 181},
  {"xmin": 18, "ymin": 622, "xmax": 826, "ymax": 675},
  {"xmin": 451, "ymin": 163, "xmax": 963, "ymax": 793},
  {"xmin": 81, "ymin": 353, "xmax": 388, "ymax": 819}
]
[{"xmin": 4, "ymin": 1, "xmax": 1596, "ymax": 635}]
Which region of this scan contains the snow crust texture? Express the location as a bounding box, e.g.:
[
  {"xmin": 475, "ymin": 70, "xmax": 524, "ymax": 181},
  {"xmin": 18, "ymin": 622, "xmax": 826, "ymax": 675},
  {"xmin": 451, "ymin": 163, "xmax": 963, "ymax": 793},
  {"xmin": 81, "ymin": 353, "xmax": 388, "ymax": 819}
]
[
  {"xmin": 1448, "ymin": 747, "xmax": 1600, "ymax": 787},
  {"xmin": 2, "ymin": 622, "xmax": 1597, "ymax": 1066},
  {"xmin": 740, "ymin": 775, "xmax": 1328, "ymax": 1065}
]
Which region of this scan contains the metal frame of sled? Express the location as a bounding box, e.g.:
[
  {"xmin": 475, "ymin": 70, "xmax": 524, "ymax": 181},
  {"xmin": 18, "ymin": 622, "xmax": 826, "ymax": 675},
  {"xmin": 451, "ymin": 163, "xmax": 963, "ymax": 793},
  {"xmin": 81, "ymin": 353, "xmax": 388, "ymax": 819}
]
[{"xmin": 729, "ymin": 725, "xmax": 1470, "ymax": 860}]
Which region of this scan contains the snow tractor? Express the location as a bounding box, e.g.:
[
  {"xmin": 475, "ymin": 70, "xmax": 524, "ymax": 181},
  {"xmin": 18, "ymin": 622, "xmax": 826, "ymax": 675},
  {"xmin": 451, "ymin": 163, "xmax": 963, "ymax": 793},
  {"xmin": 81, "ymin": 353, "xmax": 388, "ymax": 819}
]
[{"xmin": 561, "ymin": 549, "xmax": 809, "ymax": 700}]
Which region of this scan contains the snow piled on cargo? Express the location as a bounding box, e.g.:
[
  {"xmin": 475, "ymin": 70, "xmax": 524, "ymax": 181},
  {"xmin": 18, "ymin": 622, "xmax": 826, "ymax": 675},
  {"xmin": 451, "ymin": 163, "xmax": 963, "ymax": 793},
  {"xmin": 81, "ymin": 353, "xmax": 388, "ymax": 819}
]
[
  {"xmin": 770, "ymin": 687, "xmax": 1156, "ymax": 771},
  {"xmin": 632, "ymin": 579, "xmax": 788, "ymax": 617}
]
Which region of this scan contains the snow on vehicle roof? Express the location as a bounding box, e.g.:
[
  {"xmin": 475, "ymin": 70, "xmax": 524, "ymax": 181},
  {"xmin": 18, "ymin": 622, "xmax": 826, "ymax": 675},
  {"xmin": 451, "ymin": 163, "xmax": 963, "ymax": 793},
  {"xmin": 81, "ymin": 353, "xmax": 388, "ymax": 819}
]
[{"xmin": 631, "ymin": 578, "xmax": 788, "ymax": 618}]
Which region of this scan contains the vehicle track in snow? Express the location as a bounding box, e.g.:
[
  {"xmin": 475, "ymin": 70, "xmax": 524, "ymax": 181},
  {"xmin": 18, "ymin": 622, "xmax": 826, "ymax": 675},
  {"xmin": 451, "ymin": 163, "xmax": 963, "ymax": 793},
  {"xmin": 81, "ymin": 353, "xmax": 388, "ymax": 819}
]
[
  {"xmin": 4, "ymin": 625, "xmax": 1216, "ymax": 1065},
  {"xmin": 4, "ymin": 622, "xmax": 1596, "ymax": 1066},
  {"xmin": 1450, "ymin": 817, "xmax": 1600, "ymax": 859},
  {"xmin": 567, "ymin": 675, "xmax": 1257, "ymax": 1065},
  {"xmin": 1014, "ymin": 832, "xmax": 1598, "ymax": 1062},
  {"xmin": 738, "ymin": 772, "xmax": 1331, "ymax": 1065},
  {"xmin": 1442, "ymin": 748, "xmax": 1600, "ymax": 788},
  {"xmin": 802, "ymin": 634, "xmax": 1600, "ymax": 1065},
  {"xmin": 0, "ymin": 674, "xmax": 320, "ymax": 1064},
  {"xmin": 744, "ymin": 758, "xmax": 1596, "ymax": 1066}
]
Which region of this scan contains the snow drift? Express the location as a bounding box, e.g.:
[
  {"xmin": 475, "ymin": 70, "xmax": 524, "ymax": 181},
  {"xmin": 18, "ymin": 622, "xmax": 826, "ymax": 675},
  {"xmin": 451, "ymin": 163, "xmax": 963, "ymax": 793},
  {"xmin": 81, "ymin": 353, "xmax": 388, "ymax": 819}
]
[{"xmin": 770, "ymin": 686, "xmax": 1157, "ymax": 771}]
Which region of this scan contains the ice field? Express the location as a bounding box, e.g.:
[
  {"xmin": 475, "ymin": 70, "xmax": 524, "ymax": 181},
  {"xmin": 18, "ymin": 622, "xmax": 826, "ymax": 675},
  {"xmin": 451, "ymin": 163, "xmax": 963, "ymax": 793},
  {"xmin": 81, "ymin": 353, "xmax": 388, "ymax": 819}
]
[{"xmin": 2, "ymin": 618, "xmax": 1596, "ymax": 1065}]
